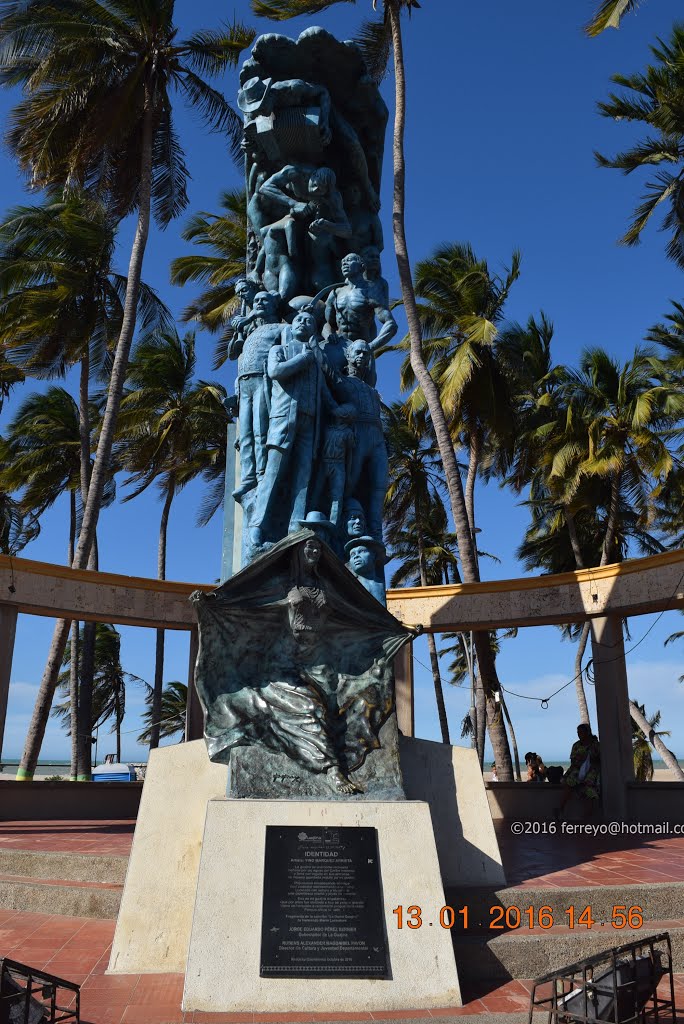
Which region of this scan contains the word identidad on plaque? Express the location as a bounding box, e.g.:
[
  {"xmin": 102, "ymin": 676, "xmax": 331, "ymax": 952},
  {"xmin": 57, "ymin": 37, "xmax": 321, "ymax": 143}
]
[{"xmin": 260, "ymin": 825, "xmax": 391, "ymax": 978}]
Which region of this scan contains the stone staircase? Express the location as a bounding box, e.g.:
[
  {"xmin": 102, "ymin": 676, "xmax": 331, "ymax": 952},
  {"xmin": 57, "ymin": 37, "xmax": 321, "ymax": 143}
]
[
  {"xmin": 445, "ymin": 882, "xmax": 684, "ymax": 982},
  {"xmin": 0, "ymin": 848, "xmax": 126, "ymax": 919}
]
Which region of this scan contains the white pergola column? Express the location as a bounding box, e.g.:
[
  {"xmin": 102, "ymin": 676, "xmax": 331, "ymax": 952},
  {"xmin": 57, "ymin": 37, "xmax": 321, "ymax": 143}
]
[
  {"xmin": 590, "ymin": 615, "xmax": 634, "ymax": 821},
  {"xmin": 395, "ymin": 641, "xmax": 414, "ymax": 738},
  {"xmin": 0, "ymin": 604, "xmax": 18, "ymax": 762},
  {"xmin": 185, "ymin": 626, "xmax": 203, "ymax": 742}
]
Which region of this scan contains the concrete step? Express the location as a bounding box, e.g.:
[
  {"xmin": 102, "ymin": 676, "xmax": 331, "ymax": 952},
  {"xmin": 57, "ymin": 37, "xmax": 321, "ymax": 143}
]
[
  {"xmin": 0, "ymin": 874, "xmax": 123, "ymax": 918},
  {"xmin": 453, "ymin": 923, "xmax": 684, "ymax": 983},
  {"xmin": 445, "ymin": 882, "xmax": 683, "ymax": 931},
  {"xmin": 0, "ymin": 849, "xmax": 128, "ymax": 883},
  {"xmin": 0, "ymin": 849, "xmax": 126, "ymax": 918}
]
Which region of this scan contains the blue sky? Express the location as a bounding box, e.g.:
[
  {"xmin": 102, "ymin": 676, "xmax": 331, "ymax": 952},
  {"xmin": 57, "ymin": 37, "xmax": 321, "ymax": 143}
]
[{"xmin": 3, "ymin": 0, "xmax": 684, "ymax": 766}]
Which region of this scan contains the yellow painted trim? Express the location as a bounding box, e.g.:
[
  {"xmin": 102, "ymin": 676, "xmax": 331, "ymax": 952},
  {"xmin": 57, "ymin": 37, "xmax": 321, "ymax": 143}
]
[
  {"xmin": 2, "ymin": 547, "xmax": 683, "ymax": 606},
  {"xmin": 0, "ymin": 554, "xmax": 212, "ymax": 595},
  {"xmin": 386, "ymin": 547, "xmax": 684, "ymax": 603}
]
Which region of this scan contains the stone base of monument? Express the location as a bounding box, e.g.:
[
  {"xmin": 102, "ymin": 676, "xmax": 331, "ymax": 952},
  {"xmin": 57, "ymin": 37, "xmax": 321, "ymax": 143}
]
[
  {"xmin": 182, "ymin": 798, "xmax": 461, "ymax": 1013},
  {"xmin": 108, "ymin": 738, "xmax": 502, "ymax": 981}
]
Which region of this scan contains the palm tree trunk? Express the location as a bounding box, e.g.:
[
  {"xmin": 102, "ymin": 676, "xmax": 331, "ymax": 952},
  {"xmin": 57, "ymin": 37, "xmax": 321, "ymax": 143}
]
[
  {"xmin": 386, "ymin": 3, "xmax": 477, "ymax": 585},
  {"xmin": 416, "ymin": 508, "xmax": 450, "ymax": 743},
  {"xmin": 69, "ymin": 621, "xmax": 79, "ymax": 780},
  {"xmin": 465, "ymin": 433, "xmax": 480, "ymax": 534},
  {"xmin": 574, "ymin": 622, "xmax": 591, "ymax": 725},
  {"xmin": 68, "ymin": 492, "xmax": 79, "ymax": 780},
  {"xmin": 426, "ymin": 632, "xmax": 449, "ymax": 743},
  {"xmin": 564, "ymin": 507, "xmax": 585, "ymax": 570},
  {"xmin": 15, "ymin": 617, "xmax": 72, "ymax": 780},
  {"xmin": 601, "ymin": 472, "xmax": 621, "ymax": 566},
  {"xmin": 74, "ymin": 97, "xmax": 153, "ymax": 570},
  {"xmin": 386, "ymin": 0, "xmax": 512, "ymax": 777},
  {"xmin": 115, "ymin": 685, "xmax": 122, "ymax": 764},
  {"xmin": 562, "ymin": 507, "xmax": 592, "ymax": 724},
  {"xmin": 17, "ymin": 99, "xmax": 154, "ymax": 782},
  {"xmin": 150, "ymin": 477, "xmax": 175, "ymax": 750},
  {"xmin": 500, "ymin": 691, "xmax": 522, "ymax": 780},
  {"xmin": 76, "ymin": 353, "xmax": 98, "ymax": 780},
  {"xmin": 629, "ymin": 700, "xmax": 684, "ymax": 780},
  {"xmin": 78, "ymin": 351, "xmax": 91, "ymax": 503},
  {"xmin": 475, "ymin": 670, "xmax": 486, "ymax": 767},
  {"xmin": 76, "ymin": 621, "xmax": 96, "ymax": 779},
  {"xmin": 474, "ymin": 632, "xmax": 513, "ymax": 777}
]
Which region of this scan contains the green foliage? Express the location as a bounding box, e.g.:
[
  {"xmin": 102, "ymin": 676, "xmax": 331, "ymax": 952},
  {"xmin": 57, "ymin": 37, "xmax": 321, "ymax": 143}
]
[
  {"xmin": 137, "ymin": 681, "xmax": 188, "ymax": 744},
  {"xmin": 0, "ymin": 194, "xmax": 171, "ymax": 380},
  {"xmin": 596, "ymin": 24, "xmax": 684, "ymax": 267},
  {"xmin": 115, "ymin": 328, "xmax": 228, "ymax": 525},
  {"xmin": 0, "ymin": 387, "xmax": 82, "ymax": 519},
  {"xmin": 0, "ymin": 386, "xmax": 115, "ymax": 525},
  {"xmin": 586, "ymin": 0, "xmax": 643, "ymax": 37},
  {"xmin": 0, "ymin": 344, "xmax": 23, "ymax": 411},
  {"xmin": 631, "ymin": 702, "xmax": 668, "ymax": 781},
  {"xmin": 170, "ymin": 189, "xmax": 247, "ymax": 369},
  {"xmin": 397, "ymin": 242, "xmax": 520, "ymax": 473},
  {"xmin": 0, "ymin": 2, "xmax": 255, "ymax": 220},
  {"xmin": 53, "ymin": 623, "xmax": 145, "ymax": 737},
  {"xmin": 382, "ymin": 401, "xmax": 457, "ymax": 585}
]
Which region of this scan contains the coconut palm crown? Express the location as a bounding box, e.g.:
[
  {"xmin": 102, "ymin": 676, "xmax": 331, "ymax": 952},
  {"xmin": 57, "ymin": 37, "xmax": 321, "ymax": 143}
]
[{"xmin": 596, "ymin": 24, "xmax": 684, "ymax": 268}]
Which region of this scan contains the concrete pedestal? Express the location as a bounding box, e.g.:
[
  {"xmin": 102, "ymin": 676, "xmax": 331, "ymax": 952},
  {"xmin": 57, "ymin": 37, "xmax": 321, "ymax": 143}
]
[
  {"xmin": 183, "ymin": 798, "xmax": 461, "ymax": 1013},
  {"xmin": 108, "ymin": 741, "xmax": 228, "ymax": 974},
  {"xmin": 109, "ymin": 736, "xmax": 500, "ymax": 986}
]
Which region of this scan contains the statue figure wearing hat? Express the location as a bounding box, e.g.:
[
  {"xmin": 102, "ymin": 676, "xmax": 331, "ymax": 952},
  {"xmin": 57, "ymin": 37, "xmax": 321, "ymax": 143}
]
[
  {"xmin": 345, "ymin": 536, "xmax": 388, "ymax": 606},
  {"xmin": 238, "ymin": 76, "xmax": 332, "ymax": 163}
]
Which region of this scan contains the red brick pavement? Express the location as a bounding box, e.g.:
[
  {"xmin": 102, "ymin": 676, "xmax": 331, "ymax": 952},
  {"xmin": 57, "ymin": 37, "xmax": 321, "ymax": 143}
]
[
  {"xmin": 0, "ymin": 820, "xmax": 135, "ymax": 856},
  {"xmin": 3, "ymin": 820, "xmax": 684, "ymax": 888},
  {"xmin": 0, "ymin": 911, "xmax": 681, "ymax": 1022}
]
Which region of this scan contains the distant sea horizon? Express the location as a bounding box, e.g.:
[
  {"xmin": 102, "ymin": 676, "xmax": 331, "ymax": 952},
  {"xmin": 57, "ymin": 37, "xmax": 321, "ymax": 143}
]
[{"xmin": 2, "ymin": 756, "xmax": 683, "ymax": 777}]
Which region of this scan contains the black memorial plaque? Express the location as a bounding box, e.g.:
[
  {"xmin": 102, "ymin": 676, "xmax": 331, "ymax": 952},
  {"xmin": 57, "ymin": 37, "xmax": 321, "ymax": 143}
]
[{"xmin": 260, "ymin": 825, "xmax": 391, "ymax": 979}]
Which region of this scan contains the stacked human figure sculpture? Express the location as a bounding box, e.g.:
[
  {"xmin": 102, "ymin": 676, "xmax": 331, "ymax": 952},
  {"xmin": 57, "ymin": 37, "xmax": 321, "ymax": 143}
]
[
  {"xmin": 191, "ymin": 27, "xmax": 418, "ymax": 801},
  {"xmin": 227, "ymin": 28, "xmax": 398, "ymax": 604}
]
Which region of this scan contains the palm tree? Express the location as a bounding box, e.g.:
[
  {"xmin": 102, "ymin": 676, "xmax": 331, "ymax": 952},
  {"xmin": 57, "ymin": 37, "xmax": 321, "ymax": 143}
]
[
  {"xmin": 630, "ymin": 700, "xmax": 683, "ymax": 780},
  {"xmin": 440, "ymin": 629, "xmax": 523, "ymax": 781},
  {"xmin": 0, "ymin": 345, "xmax": 23, "ymax": 412},
  {"xmin": 170, "ymin": 189, "xmax": 248, "ymax": 368},
  {"xmin": 586, "ymin": 0, "xmax": 646, "ymax": 37},
  {"xmin": 0, "ymin": 387, "xmax": 116, "ymax": 777},
  {"xmin": 0, "ymin": 195, "xmax": 171, "ymax": 779},
  {"xmin": 0, "ymin": 488, "xmax": 38, "ymax": 555},
  {"xmin": 2, "ymin": 387, "xmax": 81, "ymax": 778},
  {"xmin": 249, "ymin": 0, "xmax": 509, "ymax": 770},
  {"xmin": 0, "ymin": 1, "xmax": 254, "ymax": 780},
  {"xmin": 383, "ymin": 402, "xmax": 454, "ymax": 744},
  {"xmin": 596, "ymin": 25, "xmax": 684, "ymax": 268},
  {"xmin": 115, "ymin": 329, "xmax": 226, "ymax": 749},
  {"xmin": 137, "ymin": 681, "xmax": 188, "ymax": 745},
  {"xmin": 0, "ymin": 388, "xmax": 83, "ymax": 559},
  {"xmin": 53, "ymin": 623, "xmax": 143, "ymax": 764},
  {"xmin": 396, "ymin": 242, "xmax": 519, "ymax": 772},
  {"xmin": 400, "ymin": 242, "xmax": 521, "ymax": 534},
  {"xmin": 648, "ymin": 301, "xmax": 684, "ymax": 371},
  {"xmin": 516, "ymin": 346, "xmax": 683, "ymax": 747}
]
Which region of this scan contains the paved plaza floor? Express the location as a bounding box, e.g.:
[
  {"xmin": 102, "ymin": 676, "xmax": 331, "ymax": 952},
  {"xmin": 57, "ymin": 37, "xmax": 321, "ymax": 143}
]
[{"xmin": 0, "ymin": 819, "xmax": 682, "ymax": 1023}]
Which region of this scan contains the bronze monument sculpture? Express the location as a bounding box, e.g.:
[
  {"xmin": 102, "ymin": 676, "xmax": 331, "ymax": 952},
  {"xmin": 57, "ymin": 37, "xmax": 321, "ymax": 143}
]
[{"xmin": 192, "ymin": 27, "xmax": 416, "ymax": 799}]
